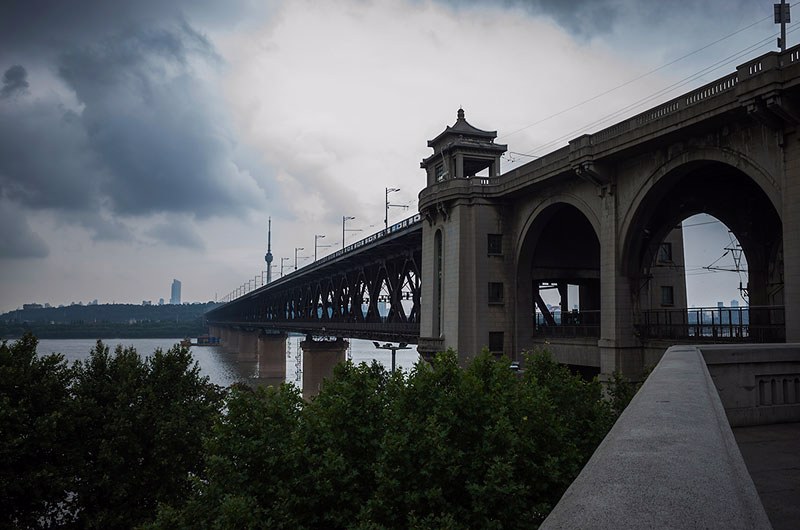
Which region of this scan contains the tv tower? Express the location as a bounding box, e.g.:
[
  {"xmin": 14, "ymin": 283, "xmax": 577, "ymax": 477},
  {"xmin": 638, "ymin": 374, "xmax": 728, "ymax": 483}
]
[{"xmin": 264, "ymin": 217, "xmax": 273, "ymax": 284}]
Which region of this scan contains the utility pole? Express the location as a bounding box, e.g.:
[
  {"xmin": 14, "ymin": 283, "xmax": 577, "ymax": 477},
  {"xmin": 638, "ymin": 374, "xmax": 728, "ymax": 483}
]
[
  {"xmin": 281, "ymin": 257, "xmax": 290, "ymax": 277},
  {"xmin": 776, "ymin": 0, "xmax": 791, "ymax": 51},
  {"xmin": 342, "ymin": 216, "xmax": 356, "ymax": 248},
  {"xmin": 314, "ymin": 234, "xmax": 329, "ymax": 261},
  {"xmin": 294, "ymin": 247, "xmax": 304, "ymax": 271}
]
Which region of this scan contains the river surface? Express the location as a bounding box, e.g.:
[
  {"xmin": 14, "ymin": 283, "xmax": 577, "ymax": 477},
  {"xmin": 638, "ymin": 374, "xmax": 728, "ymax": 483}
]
[{"xmin": 35, "ymin": 337, "xmax": 421, "ymax": 390}]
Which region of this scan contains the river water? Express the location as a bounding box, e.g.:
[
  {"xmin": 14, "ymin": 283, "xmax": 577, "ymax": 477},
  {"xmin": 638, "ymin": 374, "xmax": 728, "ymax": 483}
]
[{"xmin": 35, "ymin": 337, "xmax": 421, "ymax": 390}]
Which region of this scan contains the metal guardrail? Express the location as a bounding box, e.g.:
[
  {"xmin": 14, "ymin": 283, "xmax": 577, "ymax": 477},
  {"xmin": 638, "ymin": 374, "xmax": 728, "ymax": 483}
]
[
  {"xmin": 638, "ymin": 305, "xmax": 785, "ymax": 343},
  {"xmin": 535, "ymin": 310, "xmax": 601, "ymax": 338}
]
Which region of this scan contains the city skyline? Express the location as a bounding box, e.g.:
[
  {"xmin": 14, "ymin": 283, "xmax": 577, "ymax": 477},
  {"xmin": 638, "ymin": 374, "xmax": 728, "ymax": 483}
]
[{"xmin": 0, "ymin": 0, "xmax": 777, "ymax": 313}]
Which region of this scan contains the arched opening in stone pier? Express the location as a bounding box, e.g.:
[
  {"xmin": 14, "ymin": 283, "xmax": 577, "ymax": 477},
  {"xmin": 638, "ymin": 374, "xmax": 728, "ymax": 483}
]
[
  {"xmin": 516, "ymin": 203, "xmax": 601, "ymax": 376},
  {"xmin": 624, "ymin": 160, "xmax": 784, "ymax": 349}
]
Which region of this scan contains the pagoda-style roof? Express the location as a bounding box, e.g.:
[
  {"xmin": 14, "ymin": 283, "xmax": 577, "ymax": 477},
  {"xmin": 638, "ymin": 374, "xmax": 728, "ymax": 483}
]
[
  {"xmin": 427, "ymin": 108, "xmax": 498, "ymax": 147},
  {"xmin": 422, "ymin": 108, "xmax": 507, "ymax": 168}
]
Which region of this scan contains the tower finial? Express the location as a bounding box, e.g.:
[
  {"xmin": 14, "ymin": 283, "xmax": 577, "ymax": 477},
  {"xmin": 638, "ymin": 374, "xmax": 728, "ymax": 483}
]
[{"xmin": 457, "ymin": 107, "xmax": 465, "ymax": 120}]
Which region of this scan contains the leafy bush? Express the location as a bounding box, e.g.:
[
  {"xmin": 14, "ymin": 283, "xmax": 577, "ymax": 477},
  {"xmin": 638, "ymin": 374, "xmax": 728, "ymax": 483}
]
[
  {"xmin": 151, "ymin": 350, "xmax": 615, "ymax": 529},
  {"xmin": 0, "ymin": 333, "xmax": 223, "ymax": 529}
]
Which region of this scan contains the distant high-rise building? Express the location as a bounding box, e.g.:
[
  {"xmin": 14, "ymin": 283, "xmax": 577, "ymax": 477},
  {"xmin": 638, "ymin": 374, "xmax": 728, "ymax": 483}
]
[{"xmin": 170, "ymin": 279, "xmax": 182, "ymax": 305}]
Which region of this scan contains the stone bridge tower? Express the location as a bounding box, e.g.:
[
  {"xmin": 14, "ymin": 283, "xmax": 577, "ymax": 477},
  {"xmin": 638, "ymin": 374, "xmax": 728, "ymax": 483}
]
[{"xmin": 418, "ymin": 109, "xmax": 508, "ymax": 361}]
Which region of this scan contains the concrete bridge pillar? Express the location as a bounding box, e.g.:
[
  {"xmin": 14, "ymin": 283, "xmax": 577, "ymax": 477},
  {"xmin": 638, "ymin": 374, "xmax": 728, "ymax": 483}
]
[
  {"xmin": 600, "ymin": 193, "xmax": 642, "ymax": 379},
  {"xmin": 300, "ymin": 336, "xmax": 348, "ymax": 400},
  {"xmin": 257, "ymin": 332, "xmax": 287, "ymax": 380},
  {"xmin": 208, "ymin": 325, "xmax": 222, "ymax": 341},
  {"xmin": 218, "ymin": 326, "xmax": 228, "ymax": 346},
  {"xmin": 224, "ymin": 327, "xmax": 239, "ymax": 351},
  {"xmin": 237, "ymin": 329, "xmax": 259, "ymax": 355},
  {"xmin": 785, "ymin": 135, "xmax": 800, "ymax": 342}
]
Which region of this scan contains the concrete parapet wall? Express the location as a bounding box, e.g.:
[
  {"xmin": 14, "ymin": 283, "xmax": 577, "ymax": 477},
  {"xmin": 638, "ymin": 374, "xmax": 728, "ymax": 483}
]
[
  {"xmin": 541, "ymin": 345, "xmax": 770, "ymax": 529},
  {"xmin": 702, "ymin": 344, "xmax": 800, "ymax": 427}
]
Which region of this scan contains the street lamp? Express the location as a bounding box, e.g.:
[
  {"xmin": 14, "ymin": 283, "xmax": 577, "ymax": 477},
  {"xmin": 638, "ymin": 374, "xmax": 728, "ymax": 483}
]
[
  {"xmin": 294, "ymin": 247, "xmax": 304, "ymax": 271},
  {"xmin": 385, "ymin": 187, "xmax": 408, "ymax": 230},
  {"xmin": 342, "ymin": 216, "xmax": 356, "ymax": 248},
  {"xmin": 372, "ymin": 341, "xmax": 412, "ymax": 372},
  {"xmin": 281, "ymin": 257, "xmax": 290, "ymax": 277},
  {"xmin": 314, "ymin": 234, "xmax": 330, "ymax": 261}
]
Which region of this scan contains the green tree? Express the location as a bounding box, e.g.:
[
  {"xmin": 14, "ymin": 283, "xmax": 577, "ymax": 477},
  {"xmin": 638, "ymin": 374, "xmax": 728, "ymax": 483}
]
[
  {"xmin": 70, "ymin": 341, "xmax": 224, "ymax": 529},
  {"xmin": 0, "ymin": 333, "xmax": 77, "ymax": 529},
  {"xmin": 150, "ymin": 383, "xmax": 306, "ymax": 529},
  {"xmin": 154, "ymin": 349, "xmax": 614, "ymax": 529}
]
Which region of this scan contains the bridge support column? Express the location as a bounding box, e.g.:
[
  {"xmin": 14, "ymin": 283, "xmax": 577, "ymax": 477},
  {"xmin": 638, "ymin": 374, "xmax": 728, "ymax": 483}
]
[
  {"xmin": 257, "ymin": 332, "xmax": 287, "ymax": 380},
  {"xmin": 785, "ymin": 138, "xmax": 800, "ymax": 342},
  {"xmin": 600, "ymin": 194, "xmax": 642, "ymax": 379},
  {"xmin": 237, "ymin": 329, "xmax": 259, "ymax": 354},
  {"xmin": 208, "ymin": 325, "xmax": 222, "ymax": 341},
  {"xmin": 222, "ymin": 327, "xmax": 239, "ymax": 351},
  {"xmin": 300, "ymin": 336, "xmax": 348, "ymax": 400}
]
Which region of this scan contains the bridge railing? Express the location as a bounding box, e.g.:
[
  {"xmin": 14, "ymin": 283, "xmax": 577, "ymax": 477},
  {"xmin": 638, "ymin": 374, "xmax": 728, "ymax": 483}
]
[
  {"xmin": 638, "ymin": 305, "xmax": 785, "ymax": 343},
  {"xmin": 534, "ymin": 310, "xmax": 600, "ymax": 338},
  {"xmin": 590, "ymin": 43, "xmax": 800, "ymax": 146}
]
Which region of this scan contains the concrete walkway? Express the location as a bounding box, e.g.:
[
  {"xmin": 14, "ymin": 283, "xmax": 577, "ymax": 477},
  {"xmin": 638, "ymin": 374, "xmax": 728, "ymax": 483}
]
[{"xmin": 733, "ymin": 422, "xmax": 800, "ymax": 530}]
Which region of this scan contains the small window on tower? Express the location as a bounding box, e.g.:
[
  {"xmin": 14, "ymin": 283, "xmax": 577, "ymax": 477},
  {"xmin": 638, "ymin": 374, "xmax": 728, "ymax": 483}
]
[
  {"xmin": 661, "ymin": 286, "xmax": 675, "ymax": 306},
  {"xmin": 488, "ymin": 234, "xmax": 503, "ymax": 256},
  {"xmin": 435, "ymin": 163, "xmax": 446, "ymax": 181},
  {"xmin": 658, "ymin": 242, "xmax": 673, "ymax": 263},
  {"xmin": 488, "ymin": 282, "xmax": 504, "ymax": 304},
  {"xmin": 489, "ymin": 332, "xmax": 504, "ymax": 353}
]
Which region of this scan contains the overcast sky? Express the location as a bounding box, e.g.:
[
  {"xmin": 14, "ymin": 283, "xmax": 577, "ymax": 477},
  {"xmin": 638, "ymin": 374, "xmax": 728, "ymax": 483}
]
[{"xmin": 0, "ymin": 0, "xmax": 778, "ymax": 312}]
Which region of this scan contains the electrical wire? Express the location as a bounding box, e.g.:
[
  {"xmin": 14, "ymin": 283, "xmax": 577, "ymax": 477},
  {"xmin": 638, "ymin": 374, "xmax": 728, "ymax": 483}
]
[
  {"xmin": 521, "ymin": 27, "xmax": 796, "ymax": 157},
  {"xmin": 498, "ymin": 11, "xmax": 775, "ymax": 142}
]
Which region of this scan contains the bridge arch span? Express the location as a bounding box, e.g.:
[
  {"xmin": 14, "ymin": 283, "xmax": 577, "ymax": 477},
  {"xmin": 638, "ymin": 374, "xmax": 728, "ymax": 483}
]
[
  {"xmin": 620, "ymin": 151, "xmax": 784, "ymax": 339},
  {"xmin": 620, "ymin": 146, "xmax": 782, "ymax": 255},
  {"xmin": 515, "ymin": 199, "xmax": 602, "ymax": 360}
]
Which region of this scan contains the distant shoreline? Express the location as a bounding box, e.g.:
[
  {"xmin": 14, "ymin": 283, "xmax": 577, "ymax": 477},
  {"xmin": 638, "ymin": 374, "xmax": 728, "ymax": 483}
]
[{"xmin": 1, "ymin": 322, "xmax": 207, "ymax": 341}]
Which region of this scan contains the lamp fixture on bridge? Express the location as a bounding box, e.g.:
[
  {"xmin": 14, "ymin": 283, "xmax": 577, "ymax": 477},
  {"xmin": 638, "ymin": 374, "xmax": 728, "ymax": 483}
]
[
  {"xmin": 315, "ymin": 234, "xmax": 330, "ymax": 261},
  {"xmin": 281, "ymin": 257, "xmax": 290, "ymax": 277},
  {"xmin": 385, "ymin": 187, "xmax": 408, "ymax": 230},
  {"xmin": 372, "ymin": 341, "xmax": 412, "ymax": 372},
  {"xmin": 294, "ymin": 247, "xmax": 304, "ymax": 271},
  {"xmin": 342, "ymin": 216, "xmax": 356, "ymax": 248}
]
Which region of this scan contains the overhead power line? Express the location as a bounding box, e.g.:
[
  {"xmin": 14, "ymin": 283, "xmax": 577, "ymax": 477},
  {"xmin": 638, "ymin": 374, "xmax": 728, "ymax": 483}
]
[
  {"xmin": 498, "ymin": 11, "xmax": 775, "ymax": 142},
  {"xmin": 521, "ymin": 27, "xmax": 796, "ymax": 157}
]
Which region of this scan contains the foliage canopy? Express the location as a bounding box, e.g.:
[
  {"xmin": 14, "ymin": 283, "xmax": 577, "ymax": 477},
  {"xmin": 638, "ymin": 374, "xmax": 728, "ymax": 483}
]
[{"xmin": 2, "ymin": 334, "xmax": 619, "ymax": 529}]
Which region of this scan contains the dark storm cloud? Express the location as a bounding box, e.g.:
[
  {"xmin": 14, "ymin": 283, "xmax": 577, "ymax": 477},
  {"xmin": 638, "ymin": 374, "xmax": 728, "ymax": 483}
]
[
  {"xmin": 0, "ymin": 3, "xmax": 270, "ymax": 244},
  {"xmin": 0, "ymin": 204, "xmax": 49, "ymax": 259},
  {"xmin": 146, "ymin": 219, "xmax": 205, "ymax": 250},
  {"xmin": 53, "ymin": 23, "xmax": 262, "ymax": 218},
  {"xmin": 0, "ymin": 102, "xmax": 100, "ymax": 211},
  {"xmin": 0, "ymin": 0, "xmax": 272, "ymax": 57},
  {"xmin": 1, "ymin": 65, "xmax": 29, "ymax": 98},
  {"xmin": 437, "ymin": 0, "xmax": 758, "ymax": 37}
]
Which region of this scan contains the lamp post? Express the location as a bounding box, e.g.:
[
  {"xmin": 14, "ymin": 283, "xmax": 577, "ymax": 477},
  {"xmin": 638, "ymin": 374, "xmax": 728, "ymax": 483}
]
[
  {"xmin": 294, "ymin": 247, "xmax": 304, "ymax": 271},
  {"xmin": 281, "ymin": 257, "xmax": 290, "ymax": 277},
  {"xmin": 385, "ymin": 187, "xmax": 408, "ymax": 230},
  {"xmin": 314, "ymin": 234, "xmax": 328, "ymax": 261},
  {"xmin": 342, "ymin": 216, "xmax": 356, "ymax": 248},
  {"xmin": 372, "ymin": 341, "xmax": 411, "ymax": 372}
]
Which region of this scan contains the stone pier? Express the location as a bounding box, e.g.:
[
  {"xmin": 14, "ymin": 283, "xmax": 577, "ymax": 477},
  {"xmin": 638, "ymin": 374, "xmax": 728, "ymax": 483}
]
[
  {"xmin": 257, "ymin": 332, "xmax": 287, "ymax": 380},
  {"xmin": 300, "ymin": 336, "xmax": 349, "ymax": 400}
]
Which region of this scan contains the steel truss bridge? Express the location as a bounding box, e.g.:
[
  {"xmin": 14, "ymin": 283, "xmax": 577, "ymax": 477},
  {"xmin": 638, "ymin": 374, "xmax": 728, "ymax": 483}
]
[{"xmin": 206, "ymin": 215, "xmax": 422, "ymax": 342}]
